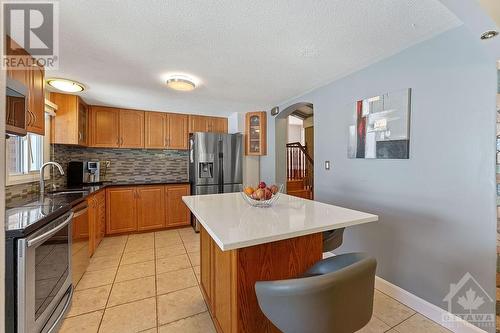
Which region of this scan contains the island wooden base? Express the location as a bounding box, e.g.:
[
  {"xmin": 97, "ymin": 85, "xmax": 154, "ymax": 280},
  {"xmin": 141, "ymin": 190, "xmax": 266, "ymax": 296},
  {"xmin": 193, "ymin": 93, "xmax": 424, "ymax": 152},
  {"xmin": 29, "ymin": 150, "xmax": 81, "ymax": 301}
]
[{"xmin": 200, "ymin": 226, "xmax": 323, "ymax": 333}]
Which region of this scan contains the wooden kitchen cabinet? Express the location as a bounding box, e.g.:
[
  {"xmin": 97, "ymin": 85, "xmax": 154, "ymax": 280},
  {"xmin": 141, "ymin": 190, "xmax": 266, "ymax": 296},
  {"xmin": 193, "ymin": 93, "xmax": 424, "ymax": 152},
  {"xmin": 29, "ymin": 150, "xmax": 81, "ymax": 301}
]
[
  {"xmin": 72, "ymin": 201, "xmax": 89, "ymax": 240},
  {"xmin": 90, "ymin": 106, "xmax": 120, "ymax": 148},
  {"xmin": 51, "ymin": 93, "xmax": 88, "ymax": 145},
  {"xmin": 27, "ymin": 65, "xmax": 45, "ymax": 135},
  {"xmin": 145, "ymin": 112, "xmax": 188, "ymax": 150},
  {"xmin": 245, "ymin": 111, "xmax": 267, "ymax": 156},
  {"xmin": 137, "ymin": 186, "xmax": 165, "ymax": 231},
  {"xmin": 167, "ymin": 113, "xmax": 189, "ymax": 149},
  {"xmin": 189, "ymin": 115, "xmax": 228, "ymax": 134},
  {"xmin": 165, "ymin": 185, "xmax": 191, "ymax": 227},
  {"xmin": 95, "ymin": 190, "xmax": 106, "ymax": 247},
  {"xmin": 106, "ymin": 187, "xmax": 137, "ymax": 234},
  {"xmin": 119, "ymin": 109, "xmax": 144, "ymax": 148},
  {"xmin": 208, "ymin": 117, "xmax": 228, "ymax": 133}
]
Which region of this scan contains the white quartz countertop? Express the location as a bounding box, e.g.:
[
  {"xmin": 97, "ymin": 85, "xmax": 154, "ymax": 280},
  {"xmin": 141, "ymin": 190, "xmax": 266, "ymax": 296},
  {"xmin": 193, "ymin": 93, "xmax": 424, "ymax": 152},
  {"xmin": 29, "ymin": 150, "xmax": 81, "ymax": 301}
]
[{"xmin": 182, "ymin": 192, "xmax": 378, "ymax": 251}]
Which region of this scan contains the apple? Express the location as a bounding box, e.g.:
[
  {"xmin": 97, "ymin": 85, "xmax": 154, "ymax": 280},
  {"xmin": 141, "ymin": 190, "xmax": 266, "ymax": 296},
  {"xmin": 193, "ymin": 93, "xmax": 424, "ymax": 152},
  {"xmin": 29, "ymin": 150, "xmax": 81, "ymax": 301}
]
[
  {"xmin": 264, "ymin": 188, "xmax": 272, "ymax": 200},
  {"xmin": 270, "ymin": 185, "xmax": 279, "ymax": 195},
  {"xmin": 258, "ymin": 181, "xmax": 267, "ymax": 189},
  {"xmin": 254, "ymin": 188, "xmax": 265, "ymax": 200}
]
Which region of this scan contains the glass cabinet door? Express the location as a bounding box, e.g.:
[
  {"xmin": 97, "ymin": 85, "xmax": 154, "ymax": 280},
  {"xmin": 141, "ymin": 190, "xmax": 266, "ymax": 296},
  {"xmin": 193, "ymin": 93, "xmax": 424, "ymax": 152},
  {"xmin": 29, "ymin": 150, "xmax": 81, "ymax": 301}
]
[{"xmin": 78, "ymin": 101, "xmax": 88, "ymax": 145}]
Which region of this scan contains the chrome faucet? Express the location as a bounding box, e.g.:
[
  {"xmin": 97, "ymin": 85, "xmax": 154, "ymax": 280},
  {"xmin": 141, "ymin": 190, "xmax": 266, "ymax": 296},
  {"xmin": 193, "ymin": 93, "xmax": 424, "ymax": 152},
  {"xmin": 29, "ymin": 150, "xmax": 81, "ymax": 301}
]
[{"xmin": 40, "ymin": 162, "xmax": 65, "ymax": 196}]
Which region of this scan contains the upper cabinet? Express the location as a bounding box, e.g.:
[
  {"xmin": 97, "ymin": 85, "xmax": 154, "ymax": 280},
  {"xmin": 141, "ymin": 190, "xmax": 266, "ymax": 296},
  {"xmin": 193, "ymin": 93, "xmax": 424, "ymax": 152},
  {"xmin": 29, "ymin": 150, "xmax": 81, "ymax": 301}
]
[
  {"xmin": 188, "ymin": 115, "xmax": 228, "ymax": 134},
  {"xmin": 145, "ymin": 112, "xmax": 188, "ymax": 150},
  {"xmin": 27, "ymin": 65, "xmax": 45, "ymax": 135},
  {"xmin": 6, "ymin": 36, "xmax": 45, "ymax": 136},
  {"xmin": 245, "ymin": 111, "xmax": 267, "ymax": 156},
  {"xmin": 119, "ymin": 109, "xmax": 144, "ymax": 148},
  {"xmin": 51, "ymin": 93, "xmax": 88, "ymax": 145},
  {"xmin": 89, "ymin": 106, "xmax": 120, "ymax": 148}
]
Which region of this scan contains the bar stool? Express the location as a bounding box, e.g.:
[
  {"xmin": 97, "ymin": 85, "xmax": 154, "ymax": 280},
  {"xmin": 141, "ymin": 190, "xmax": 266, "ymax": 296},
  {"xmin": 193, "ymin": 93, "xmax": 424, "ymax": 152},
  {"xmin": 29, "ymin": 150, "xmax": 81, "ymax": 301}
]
[
  {"xmin": 255, "ymin": 252, "xmax": 377, "ymax": 333},
  {"xmin": 323, "ymin": 227, "xmax": 345, "ymax": 252}
]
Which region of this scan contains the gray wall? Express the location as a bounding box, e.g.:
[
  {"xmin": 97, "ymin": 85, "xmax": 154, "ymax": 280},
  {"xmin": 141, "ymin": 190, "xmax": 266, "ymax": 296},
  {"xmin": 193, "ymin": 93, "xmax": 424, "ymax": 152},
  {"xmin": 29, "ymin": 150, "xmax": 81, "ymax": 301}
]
[{"xmin": 261, "ymin": 26, "xmax": 497, "ymax": 330}]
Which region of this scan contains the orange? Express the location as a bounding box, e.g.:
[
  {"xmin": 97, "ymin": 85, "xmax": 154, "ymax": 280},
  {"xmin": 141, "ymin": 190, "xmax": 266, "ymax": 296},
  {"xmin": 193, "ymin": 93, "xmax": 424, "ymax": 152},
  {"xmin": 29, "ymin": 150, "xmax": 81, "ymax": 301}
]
[{"xmin": 244, "ymin": 187, "xmax": 254, "ymax": 196}]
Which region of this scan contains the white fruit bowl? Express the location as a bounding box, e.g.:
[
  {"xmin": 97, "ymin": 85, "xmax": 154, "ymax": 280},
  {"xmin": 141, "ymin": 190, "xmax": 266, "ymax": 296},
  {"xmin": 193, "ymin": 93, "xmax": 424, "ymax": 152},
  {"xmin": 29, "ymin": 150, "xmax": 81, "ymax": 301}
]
[{"xmin": 241, "ymin": 184, "xmax": 283, "ymax": 208}]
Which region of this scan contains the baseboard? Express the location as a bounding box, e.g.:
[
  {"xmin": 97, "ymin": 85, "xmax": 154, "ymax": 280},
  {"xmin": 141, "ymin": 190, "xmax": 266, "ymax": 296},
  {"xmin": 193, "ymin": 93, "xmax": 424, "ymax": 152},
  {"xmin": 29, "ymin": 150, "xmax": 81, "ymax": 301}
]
[{"xmin": 375, "ymin": 276, "xmax": 489, "ymax": 333}]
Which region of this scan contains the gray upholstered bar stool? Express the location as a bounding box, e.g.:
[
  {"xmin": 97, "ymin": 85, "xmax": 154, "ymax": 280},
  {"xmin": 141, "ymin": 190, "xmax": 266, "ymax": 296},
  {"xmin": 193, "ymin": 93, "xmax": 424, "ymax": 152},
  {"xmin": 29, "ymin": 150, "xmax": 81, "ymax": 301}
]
[
  {"xmin": 255, "ymin": 252, "xmax": 377, "ymax": 333},
  {"xmin": 323, "ymin": 227, "xmax": 345, "ymax": 252}
]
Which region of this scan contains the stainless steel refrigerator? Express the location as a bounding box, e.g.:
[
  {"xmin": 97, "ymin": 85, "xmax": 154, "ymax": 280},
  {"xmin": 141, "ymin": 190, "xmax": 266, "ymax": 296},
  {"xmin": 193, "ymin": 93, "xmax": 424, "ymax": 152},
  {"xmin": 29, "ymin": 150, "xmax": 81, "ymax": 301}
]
[{"xmin": 189, "ymin": 132, "xmax": 243, "ymax": 229}]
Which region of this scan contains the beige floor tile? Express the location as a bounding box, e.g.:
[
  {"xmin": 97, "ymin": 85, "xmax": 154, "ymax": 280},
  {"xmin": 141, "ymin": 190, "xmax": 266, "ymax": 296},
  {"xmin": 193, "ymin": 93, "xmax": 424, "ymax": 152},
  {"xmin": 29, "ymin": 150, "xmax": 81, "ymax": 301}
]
[
  {"xmin": 99, "ymin": 297, "xmax": 157, "ymax": 333},
  {"xmin": 87, "ymin": 256, "xmax": 121, "ymax": 272},
  {"xmin": 128, "ymin": 232, "xmax": 155, "ymax": 240},
  {"xmin": 193, "ymin": 266, "xmax": 201, "ymax": 284},
  {"xmin": 187, "ymin": 252, "xmax": 200, "ymax": 266},
  {"xmin": 155, "ymin": 235, "xmax": 183, "ymax": 248},
  {"xmin": 183, "ymin": 241, "xmax": 200, "ymax": 253},
  {"xmin": 93, "ymin": 244, "xmax": 125, "ymax": 258},
  {"xmin": 140, "ymin": 329, "xmax": 158, "ymax": 333},
  {"xmin": 66, "ymin": 285, "xmax": 111, "ymax": 317},
  {"xmin": 393, "ymin": 314, "xmax": 451, "ymax": 333},
  {"xmin": 115, "ymin": 260, "xmax": 155, "ymax": 282},
  {"xmin": 100, "ymin": 236, "xmax": 128, "ymax": 247},
  {"xmin": 155, "ymin": 244, "xmax": 186, "ymax": 259},
  {"xmin": 373, "ymin": 291, "xmax": 415, "ymax": 327},
  {"xmin": 356, "ymin": 315, "xmax": 391, "ymax": 333},
  {"xmin": 155, "ymin": 230, "xmax": 179, "ymax": 237},
  {"xmin": 121, "ymin": 249, "xmax": 155, "ymax": 265},
  {"xmin": 177, "ymin": 227, "xmax": 194, "ymax": 234},
  {"xmin": 157, "ymin": 286, "xmax": 207, "ymax": 325},
  {"xmin": 76, "ymin": 268, "xmax": 117, "ymax": 290},
  {"xmin": 60, "ymin": 310, "xmax": 103, "ymax": 333},
  {"xmin": 125, "ymin": 239, "xmax": 155, "ymax": 253},
  {"xmin": 180, "ymin": 234, "xmax": 200, "ymax": 244},
  {"xmin": 157, "ymin": 268, "xmax": 198, "ymax": 295},
  {"xmin": 158, "ymin": 311, "xmax": 215, "ymax": 333},
  {"xmin": 108, "ymin": 276, "xmax": 156, "ymax": 307},
  {"xmin": 156, "ymin": 254, "xmax": 191, "ymax": 274}
]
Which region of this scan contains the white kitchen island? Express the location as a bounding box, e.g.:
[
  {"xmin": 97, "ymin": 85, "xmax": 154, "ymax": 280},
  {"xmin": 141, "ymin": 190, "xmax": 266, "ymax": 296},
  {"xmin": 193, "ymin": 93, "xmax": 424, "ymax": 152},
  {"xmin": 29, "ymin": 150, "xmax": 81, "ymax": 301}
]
[{"xmin": 182, "ymin": 192, "xmax": 378, "ymax": 333}]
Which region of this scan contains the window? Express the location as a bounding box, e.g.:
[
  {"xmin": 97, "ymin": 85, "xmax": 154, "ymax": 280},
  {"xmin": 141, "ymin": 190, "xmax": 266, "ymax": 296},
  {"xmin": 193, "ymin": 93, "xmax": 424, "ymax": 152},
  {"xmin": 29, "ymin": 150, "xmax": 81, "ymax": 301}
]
[{"xmin": 6, "ymin": 133, "xmax": 46, "ymax": 185}]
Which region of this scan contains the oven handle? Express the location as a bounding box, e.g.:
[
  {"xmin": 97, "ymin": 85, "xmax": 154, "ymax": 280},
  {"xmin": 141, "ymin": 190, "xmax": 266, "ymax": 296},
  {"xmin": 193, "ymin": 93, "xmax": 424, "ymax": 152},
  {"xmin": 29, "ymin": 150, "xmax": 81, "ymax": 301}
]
[
  {"xmin": 27, "ymin": 212, "xmax": 74, "ymax": 248},
  {"xmin": 46, "ymin": 286, "xmax": 73, "ymax": 333}
]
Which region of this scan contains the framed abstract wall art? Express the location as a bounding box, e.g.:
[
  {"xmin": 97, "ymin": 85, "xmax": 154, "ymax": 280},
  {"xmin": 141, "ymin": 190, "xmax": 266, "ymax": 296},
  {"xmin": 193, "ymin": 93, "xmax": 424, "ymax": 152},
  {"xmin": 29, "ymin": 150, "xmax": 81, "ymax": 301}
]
[{"xmin": 348, "ymin": 88, "xmax": 411, "ymax": 159}]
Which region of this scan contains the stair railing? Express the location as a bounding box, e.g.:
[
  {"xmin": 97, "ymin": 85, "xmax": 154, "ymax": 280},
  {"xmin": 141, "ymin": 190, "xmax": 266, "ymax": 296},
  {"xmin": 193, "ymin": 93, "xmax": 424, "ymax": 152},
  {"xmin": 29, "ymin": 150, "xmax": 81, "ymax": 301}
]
[{"xmin": 286, "ymin": 142, "xmax": 314, "ymax": 191}]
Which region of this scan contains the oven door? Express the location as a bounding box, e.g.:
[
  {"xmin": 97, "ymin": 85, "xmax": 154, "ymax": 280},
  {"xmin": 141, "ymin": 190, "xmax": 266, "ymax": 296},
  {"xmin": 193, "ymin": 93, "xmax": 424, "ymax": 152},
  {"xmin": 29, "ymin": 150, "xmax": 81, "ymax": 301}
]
[{"xmin": 17, "ymin": 211, "xmax": 74, "ymax": 333}]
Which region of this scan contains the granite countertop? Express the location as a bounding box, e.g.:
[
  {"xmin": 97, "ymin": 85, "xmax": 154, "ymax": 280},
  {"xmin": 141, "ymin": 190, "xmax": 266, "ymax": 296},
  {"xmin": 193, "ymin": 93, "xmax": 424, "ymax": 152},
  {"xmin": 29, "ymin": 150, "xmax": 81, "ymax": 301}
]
[
  {"xmin": 6, "ymin": 180, "xmax": 190, "ymax": 238},
  {"xmin": 182, "ymin": 192, "xmax": 378, "ymax": 251}
]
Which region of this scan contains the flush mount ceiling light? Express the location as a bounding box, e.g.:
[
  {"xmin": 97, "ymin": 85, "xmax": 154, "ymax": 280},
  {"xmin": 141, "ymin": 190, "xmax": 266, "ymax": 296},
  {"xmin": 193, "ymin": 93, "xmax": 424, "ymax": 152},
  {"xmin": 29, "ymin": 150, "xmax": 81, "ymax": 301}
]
[
  {"xmin": 480, "ymin": 30, "xmax": 499, "ymax": 40},
  {"xmin": 165, "ymin": 75, "xmax": 197, "ymax": 91},
  {"xmin": 46, "ymin": 78, "xmax": 85, "ymax": 93}
]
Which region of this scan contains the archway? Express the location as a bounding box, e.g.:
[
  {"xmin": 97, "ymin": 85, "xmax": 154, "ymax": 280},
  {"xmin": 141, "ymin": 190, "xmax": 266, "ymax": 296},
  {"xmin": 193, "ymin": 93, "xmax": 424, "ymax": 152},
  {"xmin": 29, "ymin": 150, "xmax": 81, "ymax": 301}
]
[{"xmin": 274, "ymin": 102, "xmax": 314, "ymax": 198}]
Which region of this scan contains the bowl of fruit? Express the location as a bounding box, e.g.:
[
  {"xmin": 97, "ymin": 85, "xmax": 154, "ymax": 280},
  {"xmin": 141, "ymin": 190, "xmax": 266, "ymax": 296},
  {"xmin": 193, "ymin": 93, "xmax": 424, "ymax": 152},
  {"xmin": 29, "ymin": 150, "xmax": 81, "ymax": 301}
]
[{"xmin": 241, "ymin": 182, "xmax": 283, "ymax": 208}]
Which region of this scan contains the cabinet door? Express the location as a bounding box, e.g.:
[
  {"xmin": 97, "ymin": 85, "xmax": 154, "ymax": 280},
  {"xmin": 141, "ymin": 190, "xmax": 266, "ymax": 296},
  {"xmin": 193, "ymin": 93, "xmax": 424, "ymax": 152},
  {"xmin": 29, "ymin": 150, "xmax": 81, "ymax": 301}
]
[
  {"xmin": 145, "ymin": 112, "xmax": 167, "ymax": 149},
  {"xmin": 245, "ymin": 111, "xmax": 267, "ymax": 156},
  {"xmin": 167, "ymin": 113, "xmax": 188, "ymax": 149},
  {"xmin": 87, "ymin": 196, "xmax": 97, "ymax": 256},
  {"xmin": 27, "ymin": 65, "xmax": 45, "ymax": 135},
  {"xmin": 106, "ymin": 187, "xmax": 137, "ymax": 234},
  {"xmin": 120, "ymin": 110, "xmax": 144, "ymax": 148},
  {"xmin": 137, "ymin": 186, "xmax": 165, "ymax": 231},
  {"xmin": 165, "ymin": 185, "xmax": 191, "ymax": 227},
  {"xmin": 72, "ymin": 202, "xmax": 89, "ymax": 240},
  {"xmin": 90, "ymin": 106, "xmax": 120, "ymax": 147},
  {"xmin": 188, "ymin": 115, "xmax": 208, "ymax": 133},
  {"xmin": 96, "ymin": 191, "xmax": 106, "ymax": 246},
  {"xmin": 213, "ymin": 245, "xmax": 236, "ymax": 332},
  {"xmin": 78, "ymin": 99, "xmax": 89, "ymax": 146},
  {"xmin": 209, "ymin": 117, "xmax": 228, "ymax": 133},
  {"xmin": 200, "ymin": 226, "xmax": 214, "ymax": 310}
]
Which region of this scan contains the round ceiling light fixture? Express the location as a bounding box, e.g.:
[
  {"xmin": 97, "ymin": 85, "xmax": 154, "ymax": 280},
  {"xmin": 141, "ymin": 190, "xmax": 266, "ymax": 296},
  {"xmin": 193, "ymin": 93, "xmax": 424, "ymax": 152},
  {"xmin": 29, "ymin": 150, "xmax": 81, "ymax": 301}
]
[
  {"xmin": 46, "ymin": 78, "xmax": 85, "ymax": 93},
  {"xmin": 480, "ymin": 30, "xmax": 499, "ymax": 40},
  {"xmin": 165, "ymin": 75, "xmax": 197, "ymax": 91}
]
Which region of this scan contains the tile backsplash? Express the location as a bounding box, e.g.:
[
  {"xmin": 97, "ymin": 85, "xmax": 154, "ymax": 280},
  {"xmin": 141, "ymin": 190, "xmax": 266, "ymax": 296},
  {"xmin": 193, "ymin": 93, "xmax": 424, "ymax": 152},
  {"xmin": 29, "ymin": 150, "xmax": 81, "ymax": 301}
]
[
  {"xmin": 51, "ymin": 145, "xmax": 189, "ymax": 187},
  {"xmin": 6, "ymin": 145, "xmax": 189, "ymax": 202}
]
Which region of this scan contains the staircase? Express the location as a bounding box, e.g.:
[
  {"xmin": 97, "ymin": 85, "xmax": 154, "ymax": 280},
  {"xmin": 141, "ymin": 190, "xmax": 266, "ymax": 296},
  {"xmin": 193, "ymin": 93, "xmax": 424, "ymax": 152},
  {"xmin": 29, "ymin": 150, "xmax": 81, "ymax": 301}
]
[{"xmin": 286, "ymin": 142, "xmax": 313, "ymax": 200}]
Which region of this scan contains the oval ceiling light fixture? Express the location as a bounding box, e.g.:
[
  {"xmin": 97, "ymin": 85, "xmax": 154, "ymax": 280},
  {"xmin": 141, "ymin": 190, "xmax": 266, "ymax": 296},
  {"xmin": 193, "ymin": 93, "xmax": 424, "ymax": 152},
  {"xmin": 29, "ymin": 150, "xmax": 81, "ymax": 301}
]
[
  {"xmin": 480, "ymin": 30, "xmax": 498, "ymax": 40},
  {"xmin": 165, "ymin": 74, "xmax": 199, "ymax": 92},
  {"xmin": 46, "ymin": 78, "xmax": 85, "ymax": 93}
]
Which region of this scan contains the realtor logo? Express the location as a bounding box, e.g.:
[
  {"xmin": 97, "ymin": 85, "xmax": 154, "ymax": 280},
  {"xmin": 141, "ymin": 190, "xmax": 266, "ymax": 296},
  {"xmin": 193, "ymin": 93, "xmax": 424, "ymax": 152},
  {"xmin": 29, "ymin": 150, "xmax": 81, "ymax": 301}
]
[
  {"xmin": 442, "ymin": 272, "xmax": 494, "ymax": 329},
  {"xmin": 2, "ymin": 0, "xmax": 59, "ymax": 69}
]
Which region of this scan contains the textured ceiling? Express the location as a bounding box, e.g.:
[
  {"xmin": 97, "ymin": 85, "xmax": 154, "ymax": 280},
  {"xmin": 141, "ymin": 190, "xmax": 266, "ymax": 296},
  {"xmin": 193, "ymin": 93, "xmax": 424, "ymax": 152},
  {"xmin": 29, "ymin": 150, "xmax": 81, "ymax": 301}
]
[{"xmin": 50, "ymin": 0, "xmax": 461, "ymax": 116}]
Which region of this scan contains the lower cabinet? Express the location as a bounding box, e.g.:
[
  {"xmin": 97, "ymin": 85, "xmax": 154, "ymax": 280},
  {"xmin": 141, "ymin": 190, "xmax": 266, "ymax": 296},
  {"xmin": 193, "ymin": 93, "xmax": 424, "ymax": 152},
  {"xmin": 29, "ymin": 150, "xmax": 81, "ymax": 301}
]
[
  {"xmin": 106, "ymin": 187, "xmax": 138, "ymax": 235},
  {"xmin": 106, "ymin": 184, "xmax": 191, "ymax": 235},
  {"xmin": 88, "ymin": 190, "xmax": 106, "ymax": 256},
  {"xmin": 137, "ymin": 186, "xmax": 165, "ymax": 231}
]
